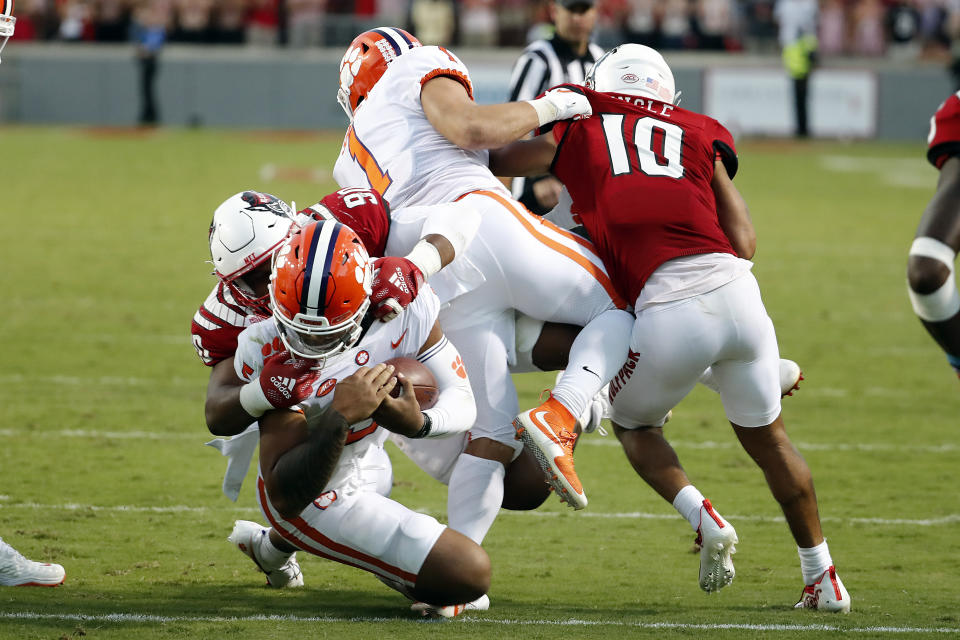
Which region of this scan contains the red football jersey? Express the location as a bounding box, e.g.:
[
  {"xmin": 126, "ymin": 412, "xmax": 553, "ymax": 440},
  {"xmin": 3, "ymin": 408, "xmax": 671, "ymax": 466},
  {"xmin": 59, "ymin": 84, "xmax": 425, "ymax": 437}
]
[
  {"xmin": 551, "ymin": 85, "xmax": 738, "ymax": 303},
  {"xmin": 927, "ymin": 91, "xmax": 960, "ymax": 169},
  {"xmin": 191, "ymin": 281, "xmax": 267, "ymax": 366},
  {"xmin": 306, "ymin": 187, "xmax": 391, "ymax": 258}
]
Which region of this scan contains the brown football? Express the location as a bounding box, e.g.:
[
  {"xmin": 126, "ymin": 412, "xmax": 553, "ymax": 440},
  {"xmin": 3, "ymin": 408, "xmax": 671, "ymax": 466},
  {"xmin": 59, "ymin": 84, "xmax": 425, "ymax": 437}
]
[{"xmin": 383, "ymin": 357, "xmax": 438, "ymax": 409}]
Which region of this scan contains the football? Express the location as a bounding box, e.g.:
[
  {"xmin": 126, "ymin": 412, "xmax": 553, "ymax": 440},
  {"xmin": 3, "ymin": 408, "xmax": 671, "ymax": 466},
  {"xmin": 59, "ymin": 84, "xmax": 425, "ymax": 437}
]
[{"xmin": 383, "ymin": 357, "xmax": 438, "ymax": 409}]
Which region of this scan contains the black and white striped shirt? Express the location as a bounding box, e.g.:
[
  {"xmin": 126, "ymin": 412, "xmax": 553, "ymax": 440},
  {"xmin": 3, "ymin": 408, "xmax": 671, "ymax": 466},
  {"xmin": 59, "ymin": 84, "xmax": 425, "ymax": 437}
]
[{"xmin": 507, "ymin": 35, "xmax": 605, "ymax": 214}]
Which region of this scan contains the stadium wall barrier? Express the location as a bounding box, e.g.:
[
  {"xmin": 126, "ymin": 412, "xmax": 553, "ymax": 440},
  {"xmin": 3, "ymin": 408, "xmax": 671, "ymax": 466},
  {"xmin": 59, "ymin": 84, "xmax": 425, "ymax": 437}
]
[{"xmin": 0, "ymin": 44, "xmax": 951, "ymax": 141}]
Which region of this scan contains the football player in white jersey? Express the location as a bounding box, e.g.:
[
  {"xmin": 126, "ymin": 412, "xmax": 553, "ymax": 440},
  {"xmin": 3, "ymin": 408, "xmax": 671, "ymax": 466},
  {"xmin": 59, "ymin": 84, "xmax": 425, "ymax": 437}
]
[
  {"xmin": 332, "ymin": 27, "xmax": 633, "ymax": 536},
  {"xmin": 232, "ymin": 219, "xmax": 489, "ymax": 614}
]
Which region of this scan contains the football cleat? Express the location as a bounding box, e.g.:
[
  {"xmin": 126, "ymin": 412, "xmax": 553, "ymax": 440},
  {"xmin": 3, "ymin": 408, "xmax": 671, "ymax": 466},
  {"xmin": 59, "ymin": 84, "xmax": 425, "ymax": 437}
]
[
  {"xmin": 411, "ymin": 594, "xmax": 490, "ymax": 618},
  {"xmin": 0, "ymin": 538, "xmax": 65, "ymax": 587},
  {"xmin": 514, "ymin": 394, "xmax": 586, "ymax": 510},
  {"xmin": 780, "ymin": 359, "xmax": 803, "ymax": 397},
  {"xmin": 794, "ymin": 566, "xmax": 851, "ymax": 613},
  {"xmin": 228, "ymin": 520, "xmax": 304, "ymax": 588},
  {"xmin": 694, "ymin": 500, "xmax": 738, "ymax": 593}
]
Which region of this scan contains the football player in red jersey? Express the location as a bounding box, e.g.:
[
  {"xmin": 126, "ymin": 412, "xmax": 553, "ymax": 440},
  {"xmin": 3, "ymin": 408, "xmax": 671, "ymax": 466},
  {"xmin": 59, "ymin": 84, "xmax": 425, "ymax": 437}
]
[
  {"xmin": 491, "ymin": 44, "xmax": 850, "ymax": 612},
  {"xmin": 908, "ymin": 92, "xmax": 960, "ymax": 380}
]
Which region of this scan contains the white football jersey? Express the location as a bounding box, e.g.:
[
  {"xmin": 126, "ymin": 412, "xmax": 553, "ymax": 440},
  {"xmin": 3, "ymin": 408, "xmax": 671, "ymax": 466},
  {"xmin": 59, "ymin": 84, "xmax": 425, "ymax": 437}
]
[
  {"xmin": 233, "ymin": 287, "xmax": 441, "ymax": 492},
  {"xmin": 333, "ymin": 45, "xmax": 508, "ymax": 209}
]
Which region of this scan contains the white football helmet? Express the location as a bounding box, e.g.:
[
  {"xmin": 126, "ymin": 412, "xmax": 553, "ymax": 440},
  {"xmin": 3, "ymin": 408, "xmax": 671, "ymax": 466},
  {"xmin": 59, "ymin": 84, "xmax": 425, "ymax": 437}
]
[
  {"xmin": 208, "ymin": 191, "xmax": 294, "ymax": 315},
  {"xmin": 585, "ymin": 44, "xmax": 678, "ymax": 105},
  {"xmin": 0, "ymin": 1, "xmax": 16, "ymax": 65}
]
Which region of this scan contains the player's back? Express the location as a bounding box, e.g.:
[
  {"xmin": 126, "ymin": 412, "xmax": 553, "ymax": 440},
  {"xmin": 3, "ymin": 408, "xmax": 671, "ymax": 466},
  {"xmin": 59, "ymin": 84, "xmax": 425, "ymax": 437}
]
[
  {"xmin": 333, "ymin": 46, "xmax": 506, "ymax": 209},
  {"xmin": 551, "ymin": 86, "xmax": 737, "ymax": 303}
]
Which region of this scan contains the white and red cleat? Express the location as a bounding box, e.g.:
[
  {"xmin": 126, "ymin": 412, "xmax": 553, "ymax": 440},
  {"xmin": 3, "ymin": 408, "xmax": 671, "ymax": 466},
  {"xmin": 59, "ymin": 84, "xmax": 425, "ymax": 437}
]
[
  {"xmin": 228, "ymin": 520, "xmax": 303, "ymax": 588},
  {"xmin": 794, "ymin": 566, "xmax": 851, "ymax": 613},
  {"xmin": 514, "ymin": 395, "xmax": 586, "ymax": 509},
  {"xmin": 0, "ymin": 538, "xmax": 65, "ymax": 587},
  {"xmin": 411, "ymin": 594, "xmax": 490, "ymax": 618},
  {"xmin": 780, "ymin": 359, "xmax": 804, "ymax": 397},
  {"xmin": 694, "ymin": 499, "xmax": 738, "ymax": 593}
]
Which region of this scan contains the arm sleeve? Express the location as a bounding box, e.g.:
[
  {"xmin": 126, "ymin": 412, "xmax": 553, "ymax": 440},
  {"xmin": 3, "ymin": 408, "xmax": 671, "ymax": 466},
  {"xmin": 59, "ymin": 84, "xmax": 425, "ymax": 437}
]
[{"xmin": 416, "ymin": 335, "xmax": 476, "ymax": 437}]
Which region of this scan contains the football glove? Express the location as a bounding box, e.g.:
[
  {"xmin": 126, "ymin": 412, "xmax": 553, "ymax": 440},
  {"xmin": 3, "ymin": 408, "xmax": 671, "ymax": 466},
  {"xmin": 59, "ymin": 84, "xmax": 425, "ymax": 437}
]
[
  {"xmin": 371, "ymin": 256, "xmax": 425, "ymax": 322},
  {"xmin": 528, "ymin": 88, "xmax": 593, "ymax": 127},
  {"xmin": 238, "ymin": 350, "xmax": 321, "ymax": 417}
]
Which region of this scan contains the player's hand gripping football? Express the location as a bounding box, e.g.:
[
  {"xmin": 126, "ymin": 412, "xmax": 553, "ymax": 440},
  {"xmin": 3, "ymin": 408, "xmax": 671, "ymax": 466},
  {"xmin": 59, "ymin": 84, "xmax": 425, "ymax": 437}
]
[
  {"xmin": 371, "ymin": 372, "xmax": 423, "ymax": 436},
  {"xmin": 371, "ymin": 256, "xmax": 425, "ymax": 322},
  {"xmin": 238, "ymin": 350, "xmax": 321, "ymax": 417},
  {"xmin": 330, "ymin": 363, "xmax": 396, "ymax": 424},
  {"xmin": 541, "ymin": 87, "xmax": 593, "ymax": 122}
]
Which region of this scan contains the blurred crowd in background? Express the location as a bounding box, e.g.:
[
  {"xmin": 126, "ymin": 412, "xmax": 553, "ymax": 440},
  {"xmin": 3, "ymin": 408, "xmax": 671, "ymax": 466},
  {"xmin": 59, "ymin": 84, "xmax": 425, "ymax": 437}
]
[{"xmin": 5, "ymin": 0, "xmax": 960, "ymax": 60}]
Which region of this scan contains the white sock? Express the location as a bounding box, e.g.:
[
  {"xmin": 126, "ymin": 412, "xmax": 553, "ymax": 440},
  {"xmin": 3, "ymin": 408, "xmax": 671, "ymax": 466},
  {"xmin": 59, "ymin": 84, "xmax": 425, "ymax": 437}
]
[
  {"xmin": 447, "ymin": 453, "xmax": 506, "ymax": 545},
  {"xmin": 698, "ymin": 366, "xmax": 720, "ymax": 393},
  {"xmin": 798, "ymin": 540, "xmax": 833, "ymax": 585},
  {"xmin": 552, "ymin": 309, "xmax": 633, "ymax": 419},
  {"xmin": 256, "ymin": 528, "xmax": 293, "ymax": 570},
  {"xmin": 672, "ymin": 484, "xmax": 706, "ymax": 532}
]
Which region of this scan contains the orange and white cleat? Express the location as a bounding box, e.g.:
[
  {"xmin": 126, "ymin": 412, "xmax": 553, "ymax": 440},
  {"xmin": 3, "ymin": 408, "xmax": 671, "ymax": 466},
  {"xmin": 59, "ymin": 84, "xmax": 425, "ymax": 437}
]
[
  {"xmin": 513, "ymin": 395, "xmax": 586, "ymax": 510},
  {"xmin": 795, "ymin": 566, "xmax": 851, "ymax": 613},
  {"xmin": 411, "ymin": 594, "xmax": 490, "ymax": 618}
]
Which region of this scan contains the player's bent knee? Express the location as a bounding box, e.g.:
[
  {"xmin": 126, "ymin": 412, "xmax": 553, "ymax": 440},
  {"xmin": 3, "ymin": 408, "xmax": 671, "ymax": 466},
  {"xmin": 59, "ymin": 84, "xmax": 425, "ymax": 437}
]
[
  {"xmin": 502, "ymin": 448, "xmax": 551, "ymax": 510},
  {"xmin": 908, "ymin": 237, "xmax": 960, "ymax": 322},
  {"xmin": 416, "ymin": 529, "xmax": 490, "ymax": 604}
]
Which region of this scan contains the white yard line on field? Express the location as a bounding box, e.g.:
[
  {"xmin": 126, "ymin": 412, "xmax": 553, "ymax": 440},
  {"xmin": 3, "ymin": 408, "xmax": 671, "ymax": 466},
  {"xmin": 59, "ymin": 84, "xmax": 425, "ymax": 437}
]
[
  {"xmin": 1, "ymin": 428, "xmax": 956, "ymax": 455},
  {"xmin": 0, "ymin": 499, "xmax": 957, "ymax": 527},
  {"xmin": 1, "ymin": 611, "xmax": 957, "ymax": 633}
]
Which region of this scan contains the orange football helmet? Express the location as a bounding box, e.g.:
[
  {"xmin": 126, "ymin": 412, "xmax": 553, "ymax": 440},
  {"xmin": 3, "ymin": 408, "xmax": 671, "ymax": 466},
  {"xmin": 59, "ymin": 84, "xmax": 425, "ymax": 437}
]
[
  {"xmin": 337, "ymin": 27, "xmax": 421, "ymax": 120},
  {"xmin": 270, "ymin": 220, "xmax": 373, "ymax": 361}
]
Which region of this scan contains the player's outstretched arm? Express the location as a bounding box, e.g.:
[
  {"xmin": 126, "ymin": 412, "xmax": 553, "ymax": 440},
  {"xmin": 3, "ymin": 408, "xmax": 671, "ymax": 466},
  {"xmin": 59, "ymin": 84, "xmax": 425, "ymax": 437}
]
[
  {"xmin": 488, "ymin": 133, "xmax": 558, "ymax": 178},
  {"xmin": 421, "ymin": 77, "xmax": 590, "ymax": 150},
  {"xmin": 712, "ymin": 158, "xmax": 756, "ymax": 259}
]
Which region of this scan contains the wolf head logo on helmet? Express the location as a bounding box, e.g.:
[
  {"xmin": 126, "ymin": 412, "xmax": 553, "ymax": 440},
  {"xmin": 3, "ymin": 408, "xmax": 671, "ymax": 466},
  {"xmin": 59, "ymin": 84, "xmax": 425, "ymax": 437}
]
[
  {"xmin": 585, "ymin": 43, "xmax": 679, "ymax": 106},
  {"xmin": 208, "ymin": 191, "xmax": 294, "ymax": 316},
  {"xmin": 0, "ymin": 1, "xmax": 16, "ymax": 65},
  {"xmin": 337, "ymin": 27, "xmax": 421, "ymax": 120},
  {"xmin": 270, "ymin": 220, "xmax": 373, "ymax": 363}
]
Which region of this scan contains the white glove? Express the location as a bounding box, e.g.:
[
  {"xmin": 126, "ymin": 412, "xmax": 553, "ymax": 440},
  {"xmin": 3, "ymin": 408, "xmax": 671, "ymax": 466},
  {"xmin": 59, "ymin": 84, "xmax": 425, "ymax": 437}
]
[{"xmin": 527, "ymin": 88, "xmax": 593, "ymax": 127}]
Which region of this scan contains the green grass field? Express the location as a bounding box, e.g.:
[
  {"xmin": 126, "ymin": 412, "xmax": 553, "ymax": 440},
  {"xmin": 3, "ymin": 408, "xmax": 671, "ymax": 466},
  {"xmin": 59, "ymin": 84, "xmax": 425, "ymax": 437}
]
[{"xmin": 1, "ymin": 127, "xmax": 958, "ymax": 639}]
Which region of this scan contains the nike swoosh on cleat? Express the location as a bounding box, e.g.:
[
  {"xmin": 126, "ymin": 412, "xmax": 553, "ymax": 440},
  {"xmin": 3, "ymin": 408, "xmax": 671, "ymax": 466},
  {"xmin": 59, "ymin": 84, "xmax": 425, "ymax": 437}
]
[{"xmin": 533, "ymin": 411, "xmax": 561, "ymax": 446}]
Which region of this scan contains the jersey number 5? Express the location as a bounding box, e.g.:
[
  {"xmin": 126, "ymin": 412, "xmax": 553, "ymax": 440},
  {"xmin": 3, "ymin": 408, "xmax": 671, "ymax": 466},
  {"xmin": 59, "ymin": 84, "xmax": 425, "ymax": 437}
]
[{"xmin": 600, "ymin": 114, "xmax": 685, "ymax": 179}]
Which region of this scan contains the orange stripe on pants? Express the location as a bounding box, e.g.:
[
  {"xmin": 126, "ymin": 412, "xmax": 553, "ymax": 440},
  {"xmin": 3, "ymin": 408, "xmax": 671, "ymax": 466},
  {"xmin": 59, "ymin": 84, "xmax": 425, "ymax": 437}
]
[{"xmin": 461, "ymin": 190, "xmax": 628, "ymax": 309}]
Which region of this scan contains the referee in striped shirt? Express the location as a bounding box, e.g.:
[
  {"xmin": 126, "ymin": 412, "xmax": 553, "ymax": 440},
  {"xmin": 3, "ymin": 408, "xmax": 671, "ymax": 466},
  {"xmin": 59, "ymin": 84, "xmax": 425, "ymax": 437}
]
[{"xmin": 506, "ymin": 0, "xmax": 603, "ymax": 215}]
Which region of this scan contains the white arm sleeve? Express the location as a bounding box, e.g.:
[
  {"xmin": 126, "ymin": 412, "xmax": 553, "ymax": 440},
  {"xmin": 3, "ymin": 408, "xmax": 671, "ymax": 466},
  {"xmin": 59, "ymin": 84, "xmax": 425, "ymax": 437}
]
[{"xmin": 417, "ymin": 335, "xmax": 476, "ymax": 437}]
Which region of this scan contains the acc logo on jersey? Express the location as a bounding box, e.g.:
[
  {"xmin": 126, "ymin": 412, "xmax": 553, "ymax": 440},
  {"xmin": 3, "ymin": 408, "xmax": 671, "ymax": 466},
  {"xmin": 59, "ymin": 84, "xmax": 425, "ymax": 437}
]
[
  {"xmin": 621, "ymin": 73, "xmax": 640, "ymax": 84},
  {"xmin": 316, "ymin": 378, "xmax": 337, "ymax": 397},
  {"xmin": 355, "ymin": 350, "xmax": 370, "ymax": 365}
]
